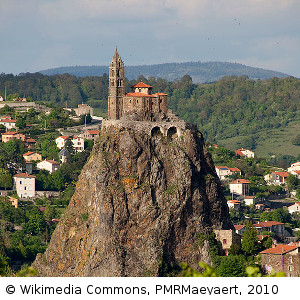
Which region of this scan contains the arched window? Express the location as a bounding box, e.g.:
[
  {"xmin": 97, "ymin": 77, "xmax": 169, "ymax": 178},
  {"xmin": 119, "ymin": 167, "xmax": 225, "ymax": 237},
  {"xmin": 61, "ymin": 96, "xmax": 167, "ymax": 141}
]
[
  {"xmin": 167, "ymin": 127, "xmax": 177, "ymax": 138},
  {"xmin": 151, "ymin": 126, "xmax": 162, "ymax": 137}
]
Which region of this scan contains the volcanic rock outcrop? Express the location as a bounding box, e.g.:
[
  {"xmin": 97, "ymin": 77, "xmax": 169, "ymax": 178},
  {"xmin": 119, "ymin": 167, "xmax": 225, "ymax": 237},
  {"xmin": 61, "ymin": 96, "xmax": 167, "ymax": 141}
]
[{"xmin": 33, "ymin": 120, "xmax": 233, "ymax": 276}]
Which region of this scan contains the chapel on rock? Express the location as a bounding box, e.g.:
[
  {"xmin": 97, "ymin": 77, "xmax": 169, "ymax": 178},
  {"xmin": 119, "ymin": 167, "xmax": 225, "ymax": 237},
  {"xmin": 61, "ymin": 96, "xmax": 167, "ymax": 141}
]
[{"xmin": 108, "ymin": 49, "xmax": 168, "ymax": 121}]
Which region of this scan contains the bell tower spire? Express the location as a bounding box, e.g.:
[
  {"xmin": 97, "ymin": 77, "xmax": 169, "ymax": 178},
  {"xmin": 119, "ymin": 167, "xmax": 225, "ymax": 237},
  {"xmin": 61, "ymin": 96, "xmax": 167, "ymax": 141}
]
[{"xmin": 108, "ymin": 49, "xmax": 125, "ymax": 119}]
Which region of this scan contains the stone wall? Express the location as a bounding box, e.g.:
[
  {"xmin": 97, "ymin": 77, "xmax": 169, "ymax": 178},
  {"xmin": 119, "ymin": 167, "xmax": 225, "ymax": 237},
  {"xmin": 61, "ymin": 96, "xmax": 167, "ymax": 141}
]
[
  {"xmin": 102, "ymin": 118, "xmax": 195, "ymax": 138},
  {"xmin": 261, "ymin": 251, "xmax": 300, "ymax": 277}
]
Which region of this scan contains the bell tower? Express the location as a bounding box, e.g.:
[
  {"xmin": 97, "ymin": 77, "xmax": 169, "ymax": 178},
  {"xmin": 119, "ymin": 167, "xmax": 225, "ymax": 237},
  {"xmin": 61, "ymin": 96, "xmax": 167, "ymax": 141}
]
[{"xmin": 108, "ymin": 49, "xmax": 125, "ymax": 119}]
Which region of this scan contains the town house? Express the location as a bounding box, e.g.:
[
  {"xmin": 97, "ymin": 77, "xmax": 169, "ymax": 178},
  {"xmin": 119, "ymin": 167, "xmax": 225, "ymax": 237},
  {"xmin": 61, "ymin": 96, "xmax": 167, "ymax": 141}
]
[
  {"xmin": 260, "ymin": 244, "xmax": 300, "ymax": 277},
  {"xmin": 13, "ymin": 173, "xmax": 35, "ymax": 199}
]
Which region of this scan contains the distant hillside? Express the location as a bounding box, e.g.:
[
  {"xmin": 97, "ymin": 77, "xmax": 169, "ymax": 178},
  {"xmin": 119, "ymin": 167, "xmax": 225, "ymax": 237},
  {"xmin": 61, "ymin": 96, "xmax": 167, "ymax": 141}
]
[{"xmin": 39, "ymin": 61, "xmax": 289, "ymax": 83}]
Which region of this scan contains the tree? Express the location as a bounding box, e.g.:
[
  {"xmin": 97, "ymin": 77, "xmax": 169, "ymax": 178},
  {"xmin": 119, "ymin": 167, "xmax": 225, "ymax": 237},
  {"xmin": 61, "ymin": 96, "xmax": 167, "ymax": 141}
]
[
  {"xmin": 51, "ymin": 169, "xmax": 65, "ymax": 191},
  {"xmin": 64, "ymin": 139, "xmax": 75, "ymax": 159},
  {"xmin": 216, "ymin": 255, "xmax": 247, "ymax": 277},
  {"xmin": 286, "ymin": 174, "xmax": 299, "ymax": 191},
  {"xmin": 16, "ymin": 117, "xmax": 26, "ymax": 129},
  {"xmin": 241, "ymin": 222, "xmax": 261, "ymax": 256},
  {"xmin": 24, "ymin": 214, "xmax": 46, "ymax": 235},
  {"xmin": 0, "ymin": 168, "xmax": 13, "ymax": 189}
]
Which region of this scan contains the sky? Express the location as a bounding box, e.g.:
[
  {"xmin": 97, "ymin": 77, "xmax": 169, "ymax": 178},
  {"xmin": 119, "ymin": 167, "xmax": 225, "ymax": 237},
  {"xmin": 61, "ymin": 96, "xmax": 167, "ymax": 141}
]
[{"xmin": 0, "ymin": 0, "xmax": 299, "ymax": 77}]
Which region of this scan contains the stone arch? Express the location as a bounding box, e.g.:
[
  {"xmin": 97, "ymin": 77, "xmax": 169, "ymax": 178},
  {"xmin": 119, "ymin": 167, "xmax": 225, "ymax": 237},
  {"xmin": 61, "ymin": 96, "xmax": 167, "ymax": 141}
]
[
  {"xmin": 151, "ymin": 126, "xmax": 163, "ymax": 137},
  {"xmin": 167, "ymin": 126, "xmax": 177, "ymax": 138}
]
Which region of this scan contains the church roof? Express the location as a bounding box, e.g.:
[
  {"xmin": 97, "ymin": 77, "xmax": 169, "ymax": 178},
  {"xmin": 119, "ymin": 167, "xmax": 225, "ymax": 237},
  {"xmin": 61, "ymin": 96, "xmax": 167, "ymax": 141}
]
[
  {"xmin": 125, "ymin": 92, "xmax": 156, "ymax": 98},
  {"xmin": 131, "ymin": 82, "xmax": 153, "ymax": 88}
]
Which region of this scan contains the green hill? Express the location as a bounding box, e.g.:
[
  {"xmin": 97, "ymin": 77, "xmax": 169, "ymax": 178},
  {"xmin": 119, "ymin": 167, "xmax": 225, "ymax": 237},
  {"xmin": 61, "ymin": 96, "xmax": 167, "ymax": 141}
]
[
  {"xmin": 0, "ymin": 73, "xmax": 299, "ymax": 160},
  {"xmin": 39, "ymin": 61, "xmax": 289, "ymax": 83}
]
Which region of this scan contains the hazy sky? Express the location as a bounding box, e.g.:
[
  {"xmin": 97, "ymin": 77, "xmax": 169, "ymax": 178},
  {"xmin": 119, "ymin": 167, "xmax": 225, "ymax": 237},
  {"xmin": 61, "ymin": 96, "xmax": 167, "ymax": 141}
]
[{"xmin": 0, "ymin": 0, "xmax": 299, "ymax": 77}]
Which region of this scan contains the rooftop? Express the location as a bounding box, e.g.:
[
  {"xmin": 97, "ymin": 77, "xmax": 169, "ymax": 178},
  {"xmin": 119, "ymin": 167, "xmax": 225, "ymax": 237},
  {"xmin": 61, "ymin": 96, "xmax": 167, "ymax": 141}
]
[
  {"xmin": 132, "ymin": 82, "xmax": 152, "ymax": 88},
  {"xmin": 260, "ymin": 244, "xmax": 298, "ymax": 255},
  {"xmin": 14, "ymin": 173, "xmax": 35, "ymax": 178}
]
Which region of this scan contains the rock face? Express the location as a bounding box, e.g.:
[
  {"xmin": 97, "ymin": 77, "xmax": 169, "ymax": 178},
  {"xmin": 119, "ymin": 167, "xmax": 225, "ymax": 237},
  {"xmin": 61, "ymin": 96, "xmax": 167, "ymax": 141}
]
[{"xmin": 33, "ymin": 121, "xmax": 233, "ymax": 276}]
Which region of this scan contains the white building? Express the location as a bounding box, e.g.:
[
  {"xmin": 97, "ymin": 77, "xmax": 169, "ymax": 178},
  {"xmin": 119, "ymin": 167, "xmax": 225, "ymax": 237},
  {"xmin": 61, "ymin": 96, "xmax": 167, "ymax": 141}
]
[
  {"xmin": 72, "ymin": 137, "xmax": 84, "ymax": 152},
  {"xmin": 235, "ymin": 148, "xmax": 255, "ymax": 158},
  {"xmin": 288, "ymin": 162, "xmax": 300, "ymax": 178},
  {"xmin": 55, "ymin": 136, "xmax": 70, "ymax": 149},
  {"xmin": 287, "ymin": 202, "xmax": 300, "ymax": 214},
  {"xmin": 13, "ymin": 173, "xmax": 35, "ymax": 198},
  {"xmin": 229, "ymin": 179, "xmax": 250, "ymax": 196},
  {"xmin": 55, "ymin": 136, "xmax": 84, "ymax": 152},
  {"xmin": 37, "ymin": 160, "xmax": 60, "ymax": 174},
  {"xmin": 0, "ymin": 116, "xmax": 17, "ymax": 129},
  {"xmin": 243, "ymin": 196, "xmax": 257, "ymax": 206},
  {"xmin": 215, "ymin": 166, "xmax": 241, "ymax": 180}
]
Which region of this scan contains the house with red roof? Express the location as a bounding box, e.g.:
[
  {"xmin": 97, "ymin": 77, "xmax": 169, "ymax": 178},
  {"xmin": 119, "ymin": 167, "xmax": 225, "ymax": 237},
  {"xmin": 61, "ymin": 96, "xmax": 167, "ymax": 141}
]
[
  {"xmin": 215, "ymin": 166, "xmax": 241, "ymax": 180},
  {"xmin": 37, "ymin": 160, "xmax": 60, "ymax": 174},
  {"xmin": 234, "ymin": 224, "xmax": 246, "ymax": 236},
  {"xmin": 243, "ymin": 196, "xmax": 257, "ymax": 206},
  {"xmin": 229, "ymin": 179, "xmax": 250, "ymax": 196},
  {"xmin": 254, "ymin": 221, "xmax": 285, "ymax": 236},
  {"xmin": 235, "ymin": 148, "xmax": 255, "ymax": 158},
  {"xmin": 287, "ymin": 162, "xmax": 300, "ymax": 179},
  {"xmin": 0, "ymin": 116, "xmax": 17, "ymax": 129},
  {"xmin": 264, "ymin": 171, "xmax": 290, "ymax": 185},
  {"xmin": 227, "ymin": 200, "xmax": 241, "ymax": 211},
  {"xmin": 23, "ymin": 151, "xmax": 42, "ymax": 162},
  {"xmin": 260, "ymin": 244, "xmax": 300, "ymax": 277},
  {"xmin": 55, "ymin": 136, "xmax": 84, "ymax": 152},
  {"xmin": 1, "ymin": 131, "xmax": 26, "ymax": 143},
  {"xmin": 13, "ymin": 173, "xmax": 35, "ymax": 198},
  {"xmin": 80, "ymin": 129, "xmax": 100, "ymax": 141}
]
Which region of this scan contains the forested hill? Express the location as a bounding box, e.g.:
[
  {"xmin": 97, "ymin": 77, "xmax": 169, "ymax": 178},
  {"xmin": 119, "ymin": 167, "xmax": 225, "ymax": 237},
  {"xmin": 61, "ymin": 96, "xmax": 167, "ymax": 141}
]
[
  {"xmin": 39, "ymin": 61, "xmax": 289, "ymax": 83},
  {"xmin": 0, "ymin": 73, "xmax": 299, "ymax": 158}
]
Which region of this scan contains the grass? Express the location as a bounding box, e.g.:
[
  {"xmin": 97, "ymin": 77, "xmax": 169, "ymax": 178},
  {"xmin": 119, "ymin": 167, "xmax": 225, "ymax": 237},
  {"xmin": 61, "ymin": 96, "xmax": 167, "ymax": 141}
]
[{"xmin": 217, "ymin": 120, "xmax": 300, "ymax": 158}]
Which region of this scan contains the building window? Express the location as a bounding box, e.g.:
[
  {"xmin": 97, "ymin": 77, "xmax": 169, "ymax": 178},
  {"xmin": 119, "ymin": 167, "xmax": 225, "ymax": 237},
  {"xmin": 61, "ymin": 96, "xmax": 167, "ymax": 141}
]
[
  {"xmin": 24, "ymin": 187, "xmax": 26, "ymax": 190},
  {"xmin": 223, "ymin": 239, "xmax": 227, "ymax": 245},
  {"xmin": 20, "ymin": 181, "xmax": 22, "ymax": 184},
  {"xmin": 289, "ymin": 257, "xmax": 293, "ymax": 264},
  {"xmin": 289, "ymin": 266, "xmax": 293, "ymax": 271}
]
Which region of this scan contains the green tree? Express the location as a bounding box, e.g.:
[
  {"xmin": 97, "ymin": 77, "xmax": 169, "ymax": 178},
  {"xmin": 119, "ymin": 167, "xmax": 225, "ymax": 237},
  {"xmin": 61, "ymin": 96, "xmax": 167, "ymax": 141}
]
[
  {"xmin": 16, "ymin": 117, "xmax": 26, "ymax": 129},
  {"xmin": 51, "ymin": 169, "xmax": 65, "ymax": 191},
  {"xmin": 216, "ymin": 255, "xmax": 247, "ymax": 277},
  {"xmin": 286, "ymin": 174, "xmax": 299, "ymax": 191},
  {"xmin": 0, "ymin": 168, "xmax": 13, "ymax": 189},
  {"xmin": 241, "ymin": 222, "xmax": 261, "ymax": 256},
  {"xmin": 24, "ymin": 214, "xmax": 46, "ymax": 235}
]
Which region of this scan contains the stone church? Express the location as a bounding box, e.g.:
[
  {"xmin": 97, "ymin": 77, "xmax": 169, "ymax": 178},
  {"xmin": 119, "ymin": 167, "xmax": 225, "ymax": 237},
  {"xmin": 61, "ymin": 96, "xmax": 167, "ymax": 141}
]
[{"xmin": 108, "ymin": 50, "xmax": 168, "ymax": 121}]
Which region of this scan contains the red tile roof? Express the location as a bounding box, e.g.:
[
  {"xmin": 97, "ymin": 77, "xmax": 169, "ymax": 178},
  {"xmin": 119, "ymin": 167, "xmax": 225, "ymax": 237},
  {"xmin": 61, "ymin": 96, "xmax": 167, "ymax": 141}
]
[
  {"xmin": 13, "ymin": 173, "xmax": 35, "ymax": 178},
  {"xmin": 235, "ymin": 150, "xmax": 246, "ymax": 157},
  {"xmin": 23, "ymin": 151, "xmax": 36, "ymax": 156},
  {"xmin": 125, "ymin": 92, "xmax": 155, "ymax": 98},
  {"xmin": 132, "ymin": 82, "xmax": 152, "ymax": 88},
  {"xmin": 2, "ymin": 131, "xmax": 18, "ymax": 135},
  {"xmin": 272, "ymin": 171, "xmax": 290, "ymax": 178},
  {"xmin": 260, "ymin": 244, "xmax": 298, "ymax": 255},
  {"xmin": 254, "ymin": 221, "xmax": 284, "ymax": 228},
  {"xmin": 229, "ymin": 167, "xmax": 241, "ymax": 172},
  {"xmin": 229, "ymin": 179, "xmax": 250, "ymax": 184},
  {"xmin": 45, "ymin": 160, "xmax": 60, "ymax": 165},
  {"xmin": 0, "ymin": 118, "xmax": 16, "ymax": 122},
  {"xmin": 58, "ymin": 136, "xmax": 70, "ymax": 140},
  {"xmin": 87, "ymin": 130, "xmax": 99, "ymax": 135},
  {"xmin": 234, "ymin": 225, "xmax": 245, "ymax": 230},
  {"xmin": 153, "ymin": 93, "xmax": 168, "ymax": 96}
]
